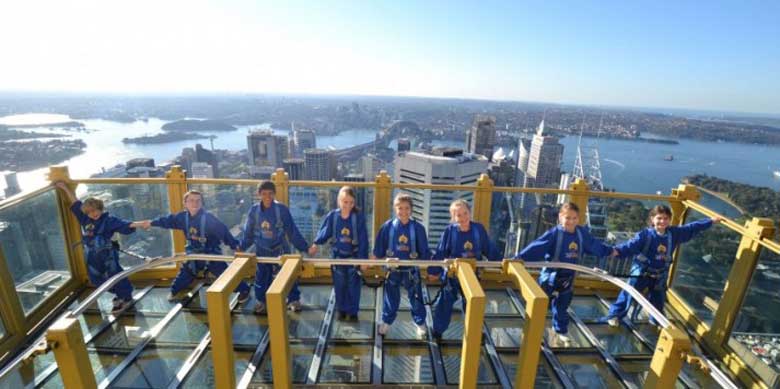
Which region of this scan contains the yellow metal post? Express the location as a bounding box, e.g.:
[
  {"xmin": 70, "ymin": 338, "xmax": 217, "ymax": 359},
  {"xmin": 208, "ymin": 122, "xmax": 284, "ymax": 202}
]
[
  {"xmin": 666, "ymin": 184, "xmax": 699, "ymax": 286},
  {"xmin": 505, "ymin": 260, "xmax": 549, "ymax": 388},
  {"xmin": 569, "ymin": 178, "xmax": 590, "ymax": 226},
  {"xmin": 165, "ymin": 166, "xmax": 188, "ymax": 255},
  {"xmin": 271, "ymin": 168, "xmax": 290, "ymax": 205},
  {"xmin": 708, "ymin": 217, "xmax": 775, "ymax": 347},
  {"xmin": 0, "ymin": 246, "xmax": 26, "ymax": 342},
  {"xmin": 46, "ymin": 315, "xmax": 97, "ymax": 389},
  {"xmin": 206, "ymin": 256, "xmax": 255, "ymax": 389},
  {"xmin": 48, "ymin": 166, "xmax": 89, "ymax": 283},
  {"xmin": 645, "ymin": 326, "xmax": 691, "ymax": 388},
  {"xmin": 373, "ymin": 170, "xmax": 392, "ymax": 237},
  {"xmin": 454, "ymin": 259, "xmax": 486, "ymax": 389},
  {"xmin": 267, "ymin": 255, "xmax": 302, "ymax": 389},
  {"xmin": 472, "ymin": 174, "xmax": 494, "ymax": 232}
]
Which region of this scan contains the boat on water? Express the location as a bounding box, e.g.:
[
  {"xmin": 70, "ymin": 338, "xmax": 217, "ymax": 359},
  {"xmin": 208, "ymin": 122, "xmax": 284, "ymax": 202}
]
[{"xmin": 664, "ymin": 154, "xmax": 674, "ymax": 161}]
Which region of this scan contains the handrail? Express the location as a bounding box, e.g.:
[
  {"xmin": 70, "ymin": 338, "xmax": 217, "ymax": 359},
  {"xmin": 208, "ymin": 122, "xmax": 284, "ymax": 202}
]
[{"xmin": 0, "ymin": 253, "xmax": 739, "ymax": 388}]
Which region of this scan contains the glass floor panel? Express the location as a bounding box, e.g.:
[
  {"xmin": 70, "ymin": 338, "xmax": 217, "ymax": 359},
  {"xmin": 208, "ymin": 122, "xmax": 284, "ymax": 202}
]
[
  {"xmin": 499, "ymin": 351, "xmax": 563, "ymax": 388},
  {"xmin": 154, "ymin": 312, "xmax": 209, "ymax": 345},
  {"xmin": 252, "ymin": 343, "xmax": 315, "ymax": 384},
  {"xmin": 232, "ymin": 313, "xmax": 268, "ymax": 346},
  {"xmin": 0, "ymin": 351, "xmax": 55, "ymax": 387},
  {"xmin": 78, "ymin": 311, "xmax": 113, "ymax": 338},
  {"xmin": 485, "ymin": 289, "xmax": 520, "ymax": 315},
  {"xmin": 571, "ymin": 295, "xmax": 610, "ymax": 322},
  {"xmin": 557, "ymin": 353, "xmax": 625, "ymax": 388},
  {"xmin": 330, "ymin": 310, "xmax": 374, "ymax": 340},
  {"xmin": 618, "ymin": 359, "xmax": 686, "ymax": 388},
  {"xmin": 179, "ymin": 349, "xmax": 253, "ymax": 388},
  {"xmin": 441, "ymin": 311, "xmax": 465, "ymax": 341},
  {"xmin": 486, "ymin": 317, "xmax": 524, "ymax": 348},
  {"xmin": 384, "ymin": 315, "xmax": 427, "ymax": 340},
  {"xmin": 297, "ymin": 285, "xmax": 334, "ymax": 309},
  {"xmin": 89, "ymin": 314, "xmax": 163, "ymax": 350},
  {"xmin": 634, "ymin": 322, "xmax": 661, "ymax": 345},
  {"xmin": 318, "ymin": 344, "xmax": 373, "ymax": 383},
  {"xmin": 440, "ymin": 346, "xmax": 498, "ymax": 385},
  {"xmin": 71, "ymin": 287, "xmax": 123, "ymax": 313},
  {"xmin": 588, "ymin": 323, "xmax": 652, "ymax": 356},
  {"xmin": 383, "ymin": 344, "xmax": 434, "ymax": 384},
  {"xmin": 289, "ymin": 310, "xmax": 329, "ymax": 339},
  {"xmin": 112, "ymin": 347, "xmax": 192, "ymax": 388},
  {"xmin": 544, "ymin": 317, "xmax": 592, "ymax": 349},
  {"xmin": 86, "ymin": 351, "xmax": 127, "ymax": 384},
  {"xmin": 132, "ymin": 288, "xmax": 181, "ymax": 314},
  {"xmin": 359, "ymin": 286, "xmax": 375, "ymax": 309}
]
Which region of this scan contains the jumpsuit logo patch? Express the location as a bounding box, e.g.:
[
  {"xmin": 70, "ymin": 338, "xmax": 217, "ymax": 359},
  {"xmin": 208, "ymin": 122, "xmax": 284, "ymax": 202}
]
[
  {"xmin": 340, "ymin": 227, "xmax": 352, "ymax": 244},
  {"xmin": 397, "ymin": 234, "xmax": 410, "ymax": 252},
  {"xmin": 463, "ymin": 240, "xmax": 474, "ymax": 258},
  {"xmin": 260, "ymin": 220, "xmax": 274, "ymax": 239},
  {"xmin": 84, "ymin": 224, "xmax": 95, "ymax": 237},
  {"xmin": 656, "ymin": 244, "xmax": 668, "ymax": 261},
  {"xmin": 566, "ymin": 241, "xmax": 579, "ymax": 259},
  {"xmin": 189, "ymin": 227, "xmax": 206, "ymax": 243}
]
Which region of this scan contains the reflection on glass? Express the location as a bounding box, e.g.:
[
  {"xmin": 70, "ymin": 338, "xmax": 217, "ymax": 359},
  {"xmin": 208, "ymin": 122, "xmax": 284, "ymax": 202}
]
[
  {"xmin": 80, "ymin": 183, "xmax": 173, "ymax": 268},
  {"xmin": 0, "ymin": 189, "xmax": 71, "ymax": 313},
  {"xmin": 485, "ymin": 290, "xmax": 519, "ymax": 315},
  {"xmin": 385, "ymin": 315, "xmax": 427, "ymax": 341},
  {"xmin": 187, "ymin": 183, "xmax": 255, "ymax": 241},
  {"xmin": 330, "ymin": 310, "xmax": 374, "ymax": 340},
  {"xmin": 671, "ymin": 209, "xmax": 739, "ymax": 325},
  {"xmin": 383, "ymin": 345, "xmax": 434, "ymax": 384},
  {"xmin": 77, "ymin": 312, "xmax": 110, "ymax": 339},
  {"xmin": 557, "ymin": 354, "xmax": 624, "ymax": 389},
  {"xmin": 441, "ymin": 311, "xmax": 464, "ymax": 340},
  {"xmin": 634, "ymin": 323, "xmax": 660, "ymax": 345},
  {"xmin": 499, "ymin": 352, "xmax": 562, "ymax": 388},
  {"xmin": 289, "ymin": 310, "xmax": 328, "ymax": 339},
  {"xmin": 359, "ymin": 286, "xmax": 375, "ymax": 309},
  {"xmin": 440, "ymin": 346, "xmax": 497, "ymax": 385},
  {"xmin": 180, "ymin": 349, "xmax": 252, "ymax": 388},
  {"xmin": 297, "ymin": 285, "xmax": 333, "ymax": 309},
  {"xmin": 72, "ymin": 287, "xmax": 123, "ymax": 313},
  {"xmin": 87, "ymin": 351, "xmax": 127, "ymax": 384},
  {"xmin": 588, "ymin": 324, "xmax": 651, "ymax": 355},
  {"xmin": 318, "ymin": 344, "xmax": 372, "ymax": 383},
  {"xmin": 112, "ymin": 347, "xmax": 191, "ymax": 388},
  {"xmin": 232, "ymin": 314, "xmax": 268, "ymax": 346},
  {"xmin": 89, "ymin": 314, "xmax": 162, "ymax": 350},
  {"xmin": 288, "ymin": 187, "xmax": 335, "ymax": 250},
  {"xmin": 154, "ymin": 312, "xmax": 209, "ymax": 344},
  {"xmin": 570, "ymin": 296, "xmax": 609, "ymax": 322},
  {"xmin": 544, "ymin": 317, "xmax": 592, "ymax": 348},
  {"xmin": 0, "ymin": 351, "xmax": 55, "ymax": 387},
  {"xmin": 133, "ymin": 288, "xmax": 180, "ymax": 313},
  {"xmin": 252, "ymin": 343, "xmax": 314, "ymax": 384},
  {"xmin": 486, "ymin": 318, "xmax": 524, "ymax": 348},
  {"xmin": 619, "ymin": 359, "xmax": 686, "ymax": 388}
]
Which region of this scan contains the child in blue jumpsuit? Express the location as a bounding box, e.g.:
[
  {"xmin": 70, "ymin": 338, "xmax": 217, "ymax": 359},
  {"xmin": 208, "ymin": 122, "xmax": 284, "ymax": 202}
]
[
  {"xmin": 311, "ymin": 186, "xmax": 369, "ymax": 321},
  {"xmin": 373, "ymin": 193, "xmax": 431, "ymax": 337},
  {"xmin": 429, "ymin": 199, "xmax": 502, "ymax": 339},
  {"xmin": 604, "ymin": 205, "xmax": 721, "ymax": 327},
  {"xmin": 57, "ymin": 182, "xmax": 138, "ymax": 313},
  {"xmin": 240, "ymin": 181, "xmax": 311, "ymax": 314},
  {"xmin": 136, "ymin": 190, "xmax": 250, "ymax": 302},
  {"xmin": 516, "ymin": 202, "xmax": 616, "ymax": 344}
]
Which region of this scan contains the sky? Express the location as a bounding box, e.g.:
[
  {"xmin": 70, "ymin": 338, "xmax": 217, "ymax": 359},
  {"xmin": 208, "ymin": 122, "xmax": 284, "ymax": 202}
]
[{"xmin": 0, "ymin": 0, "xmax": 778, "ymax": 114}]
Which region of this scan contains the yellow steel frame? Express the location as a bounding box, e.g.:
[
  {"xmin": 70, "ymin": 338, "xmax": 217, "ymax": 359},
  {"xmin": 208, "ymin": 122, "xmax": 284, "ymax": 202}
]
[
  {"xmin": 1, "ymin": 165, "xmax": 780, "ymax": 387},
  {"xmin": 206, "ymin": 256, "xmax": 255, "ymax": 389},
  {"xmin": 504, "ymin": 260, "xmax": 549, "ymax": 388},
  {"xmin": 266, "ymin": 255, "xmax": 302, "ymax": 389},
  {"xmin": 46, "ymin": 315, "xmax": 97, "ymax": 389},
  {"xmin": 452, "ymin": 258, "xmax": 485, "ymax": 389},
  {"xmin": 645, "ymin": 326, "xmax": 691, "ymax": 388}
]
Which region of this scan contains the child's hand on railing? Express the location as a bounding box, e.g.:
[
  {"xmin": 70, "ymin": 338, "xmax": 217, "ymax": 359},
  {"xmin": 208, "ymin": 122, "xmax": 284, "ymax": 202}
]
[
  {"xmin": 711, "ymin": 216, "xmax": 723, "ymax": 224},
  {"xmin": 307, "ymin": 244, "xmax": 318, "ymax": 256}
]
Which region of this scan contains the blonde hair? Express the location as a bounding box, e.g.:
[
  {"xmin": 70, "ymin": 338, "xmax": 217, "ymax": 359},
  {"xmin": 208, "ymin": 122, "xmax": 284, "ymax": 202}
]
[
  {"xmin": 449, "ymin": 199, "xmax": 471, "ymax": 222},
  {"xmin": 558, "ymin": 202, "xmax": 580, "ymax": 215},
  {"xmin": 337, "ymin": 186, "xmax": 360, "ymax": 212},
  {"xmin": 81, "ymin": 197, "xmax": 104, "ymax": 212},
  {"xmin": 393, "ymin": 192, "xmax": 413, "ymax": 208},
  {"xmin": 183, "ymin": 190, "xmax": 203, "ymax": 202}
]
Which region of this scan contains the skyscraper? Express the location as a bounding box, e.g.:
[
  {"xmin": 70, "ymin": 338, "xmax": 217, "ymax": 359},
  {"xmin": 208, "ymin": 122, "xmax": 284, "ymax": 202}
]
[
  {"xmin": 361, "ymin": 154, "xmax": 384, "ymax": 181},
  {"xmin": 526, "ymin": 120, "xmax": 563, "ymax": 191},
  {"xmin": 465, "ymin": 115, "xmax": 497, "ymax": 161},
  {"xmin": 283, "ymin": 158, "xmax": 305, "ymax": 181},
  {"xmin": 191, "ymin": 162, "xmax": 215, "ymax": 178},
  {"xmin": 394, "ymin": 148, "xmax": 488, "ymax": 246},
  {"xmin": 293, "ymin": 128, "xmax": 317, "ymax": 157},
  {"xmin": 304, "ymin": 148, "xmax": 335, "ymax": 181},
  {"xmin": 247, "ymin": 130, "xmax": 289, "ymax": 178}
]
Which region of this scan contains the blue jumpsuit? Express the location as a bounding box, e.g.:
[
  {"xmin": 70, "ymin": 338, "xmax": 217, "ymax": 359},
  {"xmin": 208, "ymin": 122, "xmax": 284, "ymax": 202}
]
[
  {"xmin": 240, "ymin": 201, "xmax": 309, "ymax": 304},
  {"xmin": 70, "ymin": 201, "xmax": 134, "ymax": 301},
  {"xmin": 429, "ymin": 222, "xmax": 501, "ymax": 337},
  {"xmin": 151, "ymin": 209, "xmax": 250, "ymax": 295},
  {"xmin": 373, "ymin": 218, "xmax": 431, "ymax": 326},
  {"xmin": 606, "ymin": 219, "xmax": 713, "ymax": 324},
  {"xmin": 313, "ymin": 209, "xmax": 369, "ymax": 316},
  {"xmin": 517, "ymin": 225, "xmax": 614, "ymax": 335}
]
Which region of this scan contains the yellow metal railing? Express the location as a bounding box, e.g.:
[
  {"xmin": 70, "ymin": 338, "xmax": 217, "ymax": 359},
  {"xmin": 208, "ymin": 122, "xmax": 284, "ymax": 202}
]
[{"xmin": 0, "ymin": 164, "xmax": 777, "ymax": 387}]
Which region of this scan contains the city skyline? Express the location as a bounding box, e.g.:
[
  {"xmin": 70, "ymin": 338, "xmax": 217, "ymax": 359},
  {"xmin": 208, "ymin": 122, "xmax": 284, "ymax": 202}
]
[{"xmin": 1, "ymin": 1, "xmax": 779, "ymax": 115}]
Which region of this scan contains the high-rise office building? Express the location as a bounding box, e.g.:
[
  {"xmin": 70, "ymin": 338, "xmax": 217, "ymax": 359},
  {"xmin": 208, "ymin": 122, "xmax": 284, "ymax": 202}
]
[
  {"xmin": 394, "ymin": 148, "xmax": 488, "ymax": 246},
  {"xmin": 283, "ymin": 158, "xmax": 305, "ymax": 181},
  {"xmin": 465, "ymin": 115, "xmax": 497, "ymax": 161},
  {"xmin": 361, "ymin": 154, "xmax": 384, "ymax": 181},
  {"xmin": 526, "ymin": 120, "xmax": 563, "ymax": 191},
  {"xmin": 304, "ymin": 148, "xmax": 335, "ymax": 181},
  {"xmin": 293, "ymin": 128, "xmax": 317, "ymax": 157},
  {"xmin": 191, "ymin": 162, "xmax": 215, "ymax": 178},
  {"xmin": 247, "ymin": 130, "xmax": 289, "ymax": 178}
]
